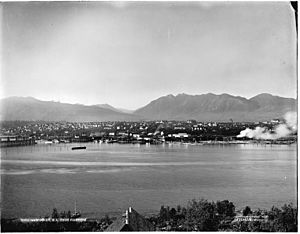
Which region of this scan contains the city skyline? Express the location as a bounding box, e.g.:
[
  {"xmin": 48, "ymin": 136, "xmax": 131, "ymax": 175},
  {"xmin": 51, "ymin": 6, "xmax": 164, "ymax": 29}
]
[{"xmin": 1, "ymin": 2, "xmax": 297, "ymax": 109}]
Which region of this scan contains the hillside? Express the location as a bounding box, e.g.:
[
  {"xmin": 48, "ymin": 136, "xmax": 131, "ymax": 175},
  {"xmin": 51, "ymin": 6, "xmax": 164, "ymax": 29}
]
[
  {"xmin": 134, "ymin": 93, "xmax": 296, "ymax": 122},
  {"xmin": 96, "ymin": 104, "xmax": 134, "ymax": 114},
  {"xmin": 0, "ymin": 97, "xmax": 141, "ymax": 122}
]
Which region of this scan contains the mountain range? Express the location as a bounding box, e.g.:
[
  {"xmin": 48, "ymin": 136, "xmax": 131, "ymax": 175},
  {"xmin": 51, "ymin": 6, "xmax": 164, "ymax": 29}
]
[
  {"xmin": 135, "ymin": 93, "xmax": 296, "ymax": 122},
  {"xmin": 0, "ymin": 93, "xmax": 296, "ymax": 122},
  {"xmin": 0, "ymin": 97, "xmax": 140, "ymax": 122}
]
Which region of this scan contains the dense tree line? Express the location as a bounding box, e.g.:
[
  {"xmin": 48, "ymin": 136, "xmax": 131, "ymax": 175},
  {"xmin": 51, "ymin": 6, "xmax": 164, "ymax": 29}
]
[{"xmin": 147, "ymin": 199, "xmax": 297, "ymax": 232}]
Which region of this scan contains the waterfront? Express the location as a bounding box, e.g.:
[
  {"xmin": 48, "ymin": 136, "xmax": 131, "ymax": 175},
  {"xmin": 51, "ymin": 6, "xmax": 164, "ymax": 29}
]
[{"xmin": 1, "ymin": 143, "xmax": 297, "ymax": 219}]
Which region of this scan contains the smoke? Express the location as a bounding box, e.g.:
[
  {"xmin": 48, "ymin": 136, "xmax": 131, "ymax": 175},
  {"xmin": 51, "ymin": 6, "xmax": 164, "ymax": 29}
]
[
  {"xmin": 237, "ymin": 112, "xmax": 297, "ymax": 140},
  {"xmin": 284, "ymin": 111, "xmax": 297, "ymax": 132}
]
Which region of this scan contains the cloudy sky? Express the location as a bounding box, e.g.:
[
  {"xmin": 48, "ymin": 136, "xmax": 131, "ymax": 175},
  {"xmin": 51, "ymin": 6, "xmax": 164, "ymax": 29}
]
[{"xmin": 1, "ymin": 2, "xmax": 297, "ymax": 110}]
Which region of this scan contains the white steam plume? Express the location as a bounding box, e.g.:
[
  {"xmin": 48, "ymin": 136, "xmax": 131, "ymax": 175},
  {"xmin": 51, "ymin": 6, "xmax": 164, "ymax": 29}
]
[{"xmin": 237, "ymin": 112, "xmax": 297, "ymax": 140}]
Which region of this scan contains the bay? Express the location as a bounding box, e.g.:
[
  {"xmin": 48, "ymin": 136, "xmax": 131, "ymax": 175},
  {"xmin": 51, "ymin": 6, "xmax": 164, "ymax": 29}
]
[{"xmin": 1, "ymin": 143, "xmax": 297, "ymax": 218}]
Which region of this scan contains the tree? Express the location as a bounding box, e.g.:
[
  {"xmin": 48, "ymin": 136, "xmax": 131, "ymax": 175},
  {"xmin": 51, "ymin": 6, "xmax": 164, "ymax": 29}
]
[
  {"xmin": 281, "ymin": 203, "xmax": 297, "ymax": 232},
  {"xmin": 166, "ymin": 206, "xmax": 170, "ymax": 221},
  {"xmin": 268, "ymin": 204, "xmax": 297, "ymax": 232},
  {"xmin": 103, "ymin": 214, "xmax": 112, "ymax": 225},
  {"xmin": 67, "ymin": 210, "xmax": 72, "ymax": 221},
  {"xmin": 176, "ymin": 205, "xmax": 182, "ymax": 214},
  {"xmin": 243, "ymin": 206, "xmax": 252, "ymax": 216},
  {"xmin": 51, "ymin": 208, "xmax": 59, "ymax": 220},
  {"xmin": 247, "ymin": 221, "xmax": 262, "ymax": 232},
  {"xmin": 184, "ymin": 199, "xmax": 219, "ymax": 231},
  {"xmin": 159, "ymin": 206, "xmax": 169, "ymax": 222},
  {"xmin": 181, "ymin": 207, "xmax": 187, "ymax": 216},
  {"xmin": 169, "ymin": 208, "xmax": 177, "ymax": 220},
  {"xmin": 60, "ymin": 211, "xmax": 66, "ymax": 218},
  {"xmin": 216, "ymin": 200, "xmax": 235, "ymax": 218},
  {"xmin": 232, "ymin": 221, "xmax": 250, "ymax": 232}
]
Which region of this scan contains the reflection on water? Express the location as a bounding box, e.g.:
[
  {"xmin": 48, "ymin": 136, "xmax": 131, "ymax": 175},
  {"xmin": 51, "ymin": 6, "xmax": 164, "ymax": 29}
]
[{"xmin": 1, "ymin": 143, "xmax": 297, "ymax": 218}]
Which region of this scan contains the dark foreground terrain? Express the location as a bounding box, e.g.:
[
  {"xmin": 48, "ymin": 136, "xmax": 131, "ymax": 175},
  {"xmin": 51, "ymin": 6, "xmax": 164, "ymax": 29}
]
[{"xmin": 1, "ymin": 199, "xmax": 297, "ymax": 232}]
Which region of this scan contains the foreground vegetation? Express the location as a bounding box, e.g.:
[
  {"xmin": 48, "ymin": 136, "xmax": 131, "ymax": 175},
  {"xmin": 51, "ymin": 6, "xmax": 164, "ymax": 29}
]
[
  {"xmin": 147, "ymin": 199, "xmax": 297, "ymax": 232},
  {"xmin": 1, "ymin": 199, "xmax": 297, "ymax": 232}
]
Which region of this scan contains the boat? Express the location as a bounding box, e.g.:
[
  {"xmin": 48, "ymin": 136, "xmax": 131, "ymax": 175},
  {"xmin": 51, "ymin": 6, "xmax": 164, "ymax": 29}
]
[
  {"xmin": 71, "ymin": 201, "xmax": 81, "ymax": 219},
  {"xmin": 71, "ymin": 211, "xmax": 81, "ymax": 219},
  {"xmin": 71, "ymin": 146, "xmax": 86, "ymax": 150}
]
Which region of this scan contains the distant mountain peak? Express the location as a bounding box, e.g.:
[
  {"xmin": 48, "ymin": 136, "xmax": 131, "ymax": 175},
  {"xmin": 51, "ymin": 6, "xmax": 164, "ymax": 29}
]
[
  {"xmin": 205, "ymin": 92, "xmax": 217, "ymax": 96},
  {"xmin": 177, "ymin": 93, "xmax": 188, "ymax": 96},
  {"xmin": 97, "ymin": 103, "xmax": 115, "ymax": 108},
  {"xmin": 166, "ymin": 94, "xmax": 175, "ymax": 98},
  {"xmin": 220, "ymin": 93, "xmax": 232, "ymax": 97},
  {"xmin": 252, "ymin": 93, "xmax": 275, "ymax": 98}
]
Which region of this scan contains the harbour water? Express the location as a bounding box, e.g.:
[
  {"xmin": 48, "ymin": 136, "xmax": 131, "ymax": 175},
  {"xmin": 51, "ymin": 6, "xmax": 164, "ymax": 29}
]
[{"xmin": 1, "ymin": 143, "xmax": 297, "ymax": 218}]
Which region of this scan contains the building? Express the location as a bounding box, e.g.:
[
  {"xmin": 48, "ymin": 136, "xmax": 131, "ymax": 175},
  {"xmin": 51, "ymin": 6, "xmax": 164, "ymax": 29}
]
[
  {"xmin": 232, "ymin": 215, "xmax": 268, "ymax": 223},
  {"xmin": 106, "ymin": 207, "xmax": 155, "ymax": 231},
  {"xmin": 0, "ymin": 135, "xmax": 35, "ymax": 147}
]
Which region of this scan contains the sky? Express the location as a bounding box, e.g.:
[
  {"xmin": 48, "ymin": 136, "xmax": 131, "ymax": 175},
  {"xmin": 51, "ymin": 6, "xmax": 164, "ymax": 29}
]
[{"xmin": 1, "ymin": 2, "xmax": 297, "ymax": 110}]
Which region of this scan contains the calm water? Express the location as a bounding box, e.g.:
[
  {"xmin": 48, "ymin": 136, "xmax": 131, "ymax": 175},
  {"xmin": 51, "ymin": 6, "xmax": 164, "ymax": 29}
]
[{"xmin": 1, "ymin": 143, "xmax": 297, "ymax": 218}]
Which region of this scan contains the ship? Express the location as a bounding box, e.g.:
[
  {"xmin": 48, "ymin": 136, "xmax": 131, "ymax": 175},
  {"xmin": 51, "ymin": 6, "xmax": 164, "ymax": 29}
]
[
  {"xmin": 71, "ymin": 146, "xmax": 86, "ymax": 150},
  {"xmin": 71, "ymin": 201, "xmax": 81, "ymax": 219}
]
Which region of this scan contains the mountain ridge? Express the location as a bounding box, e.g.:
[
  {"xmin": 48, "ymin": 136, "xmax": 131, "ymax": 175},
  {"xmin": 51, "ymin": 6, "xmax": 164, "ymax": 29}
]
[
  {"xmin": 0, "ymin": 96, "xmax": 142, "ymax": 122},
  {"xmin": 0, "ymin": 93, "xmax": 296, "ymax": 122},
  {"xmin": 134, "ymin": 93, "xmax": 296, "ymax": 122}
]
